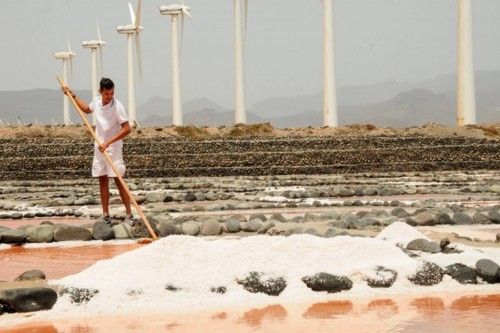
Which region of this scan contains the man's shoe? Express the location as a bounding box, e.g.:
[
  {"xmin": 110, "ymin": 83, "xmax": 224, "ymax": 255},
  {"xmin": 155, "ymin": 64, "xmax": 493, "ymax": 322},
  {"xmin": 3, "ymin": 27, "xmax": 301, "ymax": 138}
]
[
  {"xmin": 99, "ymin": 215, "xmax": 112, "ymax": 226},
  {"xmin": 124, "ymin": 215, "xmax": 140, "ymax": 226}
]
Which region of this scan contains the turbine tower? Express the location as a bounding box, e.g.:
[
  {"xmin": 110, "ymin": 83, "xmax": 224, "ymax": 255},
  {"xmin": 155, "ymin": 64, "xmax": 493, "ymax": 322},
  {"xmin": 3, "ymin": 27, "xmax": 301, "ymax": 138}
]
[
  {"xmin": 159, "ymin": 2, "xmax": 192, "ymax": 126},
  {"xmin": 457, "ymin": 0, "xmax": 476, "ymax": 126},
  {"xmin": 234, "ymin": 0, "xmax": 248, "ymax": 124},
  {"xmin": 117, "ymin": 0, "xmax": 144, "ymax": 127},
  {"xmin": 82, "ymin": 21, "xmax": 106, "ymax": 125},
  {"xmin": 54, "ymin": 38, "xmax": 76, "ymax": 125},
  {"xmin": 322, "ymin": 0, "xmax": 338, "ymax": 127}
]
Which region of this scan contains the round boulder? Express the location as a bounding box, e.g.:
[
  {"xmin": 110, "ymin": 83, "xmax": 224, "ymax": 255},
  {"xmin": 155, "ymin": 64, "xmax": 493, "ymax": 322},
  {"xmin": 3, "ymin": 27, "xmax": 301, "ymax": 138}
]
[
  {"xmin": 0, "ymin": 230, "xmax": 26, "ymax": 243},
  {"xmin": 158, "ymin": 221, "xmax": 179, "ymax": 237},
  {"xmin": 473, "ymin": 212, "xmax": 491, "ymax": 225},
  {"xmin": 0, "ymin": 288, "xmax": 57, "ymax": 312},
  {"xmin": 54, "ymin": 226, "xmax": 92, "ymax": 242},
  {"xmin": 200, "ymin": 219, "xmax": 222, "ymax": 236},
  {"xmin": 225, "ymin": 219, "xmax": 241, "ymax": 233},
  {"xmin": 14, "ymin": 270, "xmax": 46, "ymax": 282},
  {"xmin": 452, "ymin": 212, "xmax": 473, "ymax": 225},
  {"xmin": 181, "ymin": 221, "xmax": 200, "ymax": 236},
  {"xmin": 302, "ymin": 272, "xmax": 353, "ymax": 293},
  {"xmin": 92, "ymin": 222, "xmax": 115, "ymax": 241},
  {"xmin": 475, "ymin": 259, "xmax": 499, "ymax": 284}
]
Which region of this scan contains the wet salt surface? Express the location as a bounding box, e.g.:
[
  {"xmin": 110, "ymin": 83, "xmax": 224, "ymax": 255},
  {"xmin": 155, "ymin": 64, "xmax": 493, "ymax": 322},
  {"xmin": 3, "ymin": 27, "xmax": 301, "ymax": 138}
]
[
  {"xmin": 0, "ymin": 243, "xmax": 142, "ymax": 281},
  {"xmin": 2, "ymin": 294, "xmax": 499, "ymax": 333}
]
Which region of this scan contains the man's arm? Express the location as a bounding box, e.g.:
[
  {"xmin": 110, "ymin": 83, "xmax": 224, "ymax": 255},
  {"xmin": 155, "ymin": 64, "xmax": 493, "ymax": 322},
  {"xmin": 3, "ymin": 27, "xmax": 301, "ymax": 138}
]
[
  {"xmin": 61, "ymin": 86, "xmax": 92, "ymax": 114},
  {"xmin": 98, "ymin": 122, "xmax": 132, "ymax": 153}
]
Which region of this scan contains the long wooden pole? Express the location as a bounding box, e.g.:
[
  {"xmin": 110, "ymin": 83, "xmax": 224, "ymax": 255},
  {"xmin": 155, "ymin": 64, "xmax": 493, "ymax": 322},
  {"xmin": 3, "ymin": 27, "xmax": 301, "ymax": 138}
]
[{"xmin": 56, "ymin": 76, "xmax": 158, "ymax": 240}]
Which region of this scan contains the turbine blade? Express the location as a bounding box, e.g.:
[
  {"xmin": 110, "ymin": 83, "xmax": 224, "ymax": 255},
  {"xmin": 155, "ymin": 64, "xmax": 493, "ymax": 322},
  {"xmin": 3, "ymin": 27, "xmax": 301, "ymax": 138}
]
[
  {"xmin": 135, "ymin": 0, "xmax": 142, "ymax": 29},
  {"xmin": 182, "ymin": 7, "xmax": 192, "ymax": 18},
  {"xmin": 96, "ymin": 18, "xmax": 103, "ymax": 41},
  {"xmin": 128, "ymin": 3, "xmax": 136, "ymax": 25},
  {"xmin": 66, "ymin": 32, "xmax": 72, "ymax": 53},
  {"xmin": 135, "ymin": 33, "xmax": 143, "ymax": 82}
]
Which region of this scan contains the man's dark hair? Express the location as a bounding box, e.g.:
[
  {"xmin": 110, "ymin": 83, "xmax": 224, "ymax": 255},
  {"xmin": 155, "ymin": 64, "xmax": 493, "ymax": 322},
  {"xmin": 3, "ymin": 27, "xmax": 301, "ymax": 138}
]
[{"xmin": 99, "ymin": 78, "xmax": 115, "ymax": 91}]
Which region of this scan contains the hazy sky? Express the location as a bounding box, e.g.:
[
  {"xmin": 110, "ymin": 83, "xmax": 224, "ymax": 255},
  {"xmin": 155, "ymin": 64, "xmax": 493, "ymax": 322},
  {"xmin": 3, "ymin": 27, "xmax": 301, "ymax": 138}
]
[{"xmin": 1, "ymin": 0, "xmax": 499, "ymax": 108}]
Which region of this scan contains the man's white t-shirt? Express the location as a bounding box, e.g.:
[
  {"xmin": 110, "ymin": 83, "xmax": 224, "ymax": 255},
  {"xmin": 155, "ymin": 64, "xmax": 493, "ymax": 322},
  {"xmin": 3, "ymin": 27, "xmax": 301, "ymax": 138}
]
[{"xmin": 89, "ymin": 97, "xmax": 128, "ymax": 149}]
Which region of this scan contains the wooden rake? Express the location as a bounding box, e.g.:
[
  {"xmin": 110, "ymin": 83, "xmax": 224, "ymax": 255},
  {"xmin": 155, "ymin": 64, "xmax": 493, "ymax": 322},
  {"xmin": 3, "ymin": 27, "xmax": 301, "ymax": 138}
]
[{"xmin": 56, "ymin": 76, "xmax": 158, "ymax": 241}]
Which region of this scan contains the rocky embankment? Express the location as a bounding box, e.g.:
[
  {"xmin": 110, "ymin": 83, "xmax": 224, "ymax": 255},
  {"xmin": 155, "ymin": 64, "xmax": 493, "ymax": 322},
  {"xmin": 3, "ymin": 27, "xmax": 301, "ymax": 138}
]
[
  {"xmin": 0, "ymin": 135, "xmax": 499, "ymax": 179},
  {"xmin": 1, "ymin": 171, "xmax": 499, "ymax": 244}
]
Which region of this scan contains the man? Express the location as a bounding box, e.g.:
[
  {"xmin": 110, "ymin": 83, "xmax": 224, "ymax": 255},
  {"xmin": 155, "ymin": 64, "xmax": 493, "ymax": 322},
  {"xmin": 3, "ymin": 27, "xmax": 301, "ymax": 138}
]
[{"xmin": 62, "ymin": 78, "xmax": 133, "ymax": 225}]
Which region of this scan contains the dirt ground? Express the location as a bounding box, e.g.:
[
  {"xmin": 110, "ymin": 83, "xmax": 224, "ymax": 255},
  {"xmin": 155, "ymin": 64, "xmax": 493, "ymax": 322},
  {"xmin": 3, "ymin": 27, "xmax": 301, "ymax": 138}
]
[{"xmin": 0, "ymin": 122, "xmax": 499, "ymax": 140}]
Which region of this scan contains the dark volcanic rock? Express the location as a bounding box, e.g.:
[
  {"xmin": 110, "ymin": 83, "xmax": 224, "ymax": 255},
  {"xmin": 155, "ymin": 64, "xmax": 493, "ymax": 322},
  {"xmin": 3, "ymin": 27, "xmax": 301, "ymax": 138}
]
[
  {"xmin": 488, "ymin": 210, "xmax": 500, "ymax": 224},
  {"xmin": 14, "ymin": 270, "xmax": 46, "ymax": 282},
  {"xmin": 92, "ymin": 222, "xmax": 115, "ymax": 241},
  {"xmin": 158, "ymin": 221, "xmax": 179, "ymax": 237},
  {"xmin": 472, "ymin": 212, "xmax": 491, "ymax": 225},
  {"xmin": 445, "ymin": 263, "xmax": 478, "ymax": 284},
  {"xmin": 184, "ymin": 192, "xmax": 196, "ymax": 202},
  {"xmin": 391, "ymin": 207, "xmax": 409, "ymax": 218},
  {"xmin": 54, "ymin": 226, "xmax": 92, "ymax": 242},
  {"xmin": 270, "ymin": 213, "xmax": 287, "ymax": 223},
  {"xmin": 0, "ymin": 288, "xmax": 57, "ymax": 312},
  {"xmin": 0, "ymin": 229, "xmax": 26, "ymax": 243},
  {"xmin": 407, "ymin": 238, "xmax": 441, "ymax": 254},
  {"xmin": 225, "ymin": 219, "xmax": 241, "ymax": 233},
  {"xmin": 452, "ymin": 212, "xmax": 473, "ymax": 225},
  {"xmin": 408, "ymin": 262, "xmax": 444, "ymax": 286},
  {"xmin": 237, "ymin": 272, "xmax": 287, "ymax": 296},
  {"xmin": 26, "ymin": 224, "xmax": 54, "ymax": 243},
  {"xmin": 475, "ymin": 259, "xmax": 500, "ymax": 284},
  {"xmin": 302, "ymin": 272, "xmax": 353, "ymax": 293}
]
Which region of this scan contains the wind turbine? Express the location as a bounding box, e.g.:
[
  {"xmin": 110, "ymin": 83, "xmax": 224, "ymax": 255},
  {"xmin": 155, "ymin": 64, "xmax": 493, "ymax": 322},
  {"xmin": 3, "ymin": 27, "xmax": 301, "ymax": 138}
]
[
  {"xmin": 159, "ymin": 2, "xmax": 192, "ymax": 126},
  {"xmin": 82, "ymin": 20, "xmax": 106, "ymax": 125},
  {"xmin": 456, "ymin": 0, "xmax": 476, "ymax": 126},
  {"xmin": 322, "ymin": 0, "xmax": 338, "ymax": 127},
  {"xmin": 234, "ymin": 0, "xmax": 248, "ymax": 124},
  {"xmin": 54, "ymin": 38, "xmax": 76, "ymax": 126},
  {"xmin": 117, "ymin": 0, "xmax": 144, "ymax": 127}
]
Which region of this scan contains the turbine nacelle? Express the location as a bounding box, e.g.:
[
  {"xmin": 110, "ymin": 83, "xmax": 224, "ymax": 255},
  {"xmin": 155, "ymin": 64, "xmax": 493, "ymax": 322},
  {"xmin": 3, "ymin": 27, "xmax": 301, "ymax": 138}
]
[
  {"xmin": 82, "ymin": 40, "xmax": 107, "ymax": 48},
  {"xmin": 159, "ymin": 5, "xmax": 191, "ymax": 17},
  {"xmin": 117, "ymin": 25, "xmax": 144, "ymax": 34},
  {"xmin": 53, "ymin": 51, "xmax": 76, "ymax": 59}
]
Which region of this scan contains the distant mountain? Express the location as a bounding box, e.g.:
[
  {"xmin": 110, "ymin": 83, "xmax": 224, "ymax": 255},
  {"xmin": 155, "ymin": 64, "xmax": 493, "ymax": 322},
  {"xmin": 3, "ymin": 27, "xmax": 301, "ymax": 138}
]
[
  {"xmin": 1, "ymin": 71, "xmax": 499, "ymax": 127},
  {"xmin": 137, "ymin": 96, "xmax": 229, "ymax": 121},
  {"xmin": 0, "ymin": 89, "xmax": 91, "ymax": 124},
  {"xmin": 141, "ymin": 108, "xmax": 265, "ymax": 127},
  {"xmin": 237, "ymin": 89, "xmax": 498, "ymax": 128},
  {"xmin": 342, "ymin": 89, "xmax": 453, "ymax": 126}
]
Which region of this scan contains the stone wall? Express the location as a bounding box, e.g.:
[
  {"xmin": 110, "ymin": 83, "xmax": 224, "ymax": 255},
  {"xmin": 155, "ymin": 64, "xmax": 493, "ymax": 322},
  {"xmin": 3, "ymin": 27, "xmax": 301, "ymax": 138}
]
[{"xmin": 0, "ymin": 136, "xmax": 499, "ymax": 180}]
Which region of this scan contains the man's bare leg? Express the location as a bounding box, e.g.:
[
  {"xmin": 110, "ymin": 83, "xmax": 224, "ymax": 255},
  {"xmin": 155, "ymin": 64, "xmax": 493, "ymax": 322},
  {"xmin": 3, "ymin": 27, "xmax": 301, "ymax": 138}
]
[
  {"xmin": 99, "ymin": 175, "xmax": 110, "ymax": 217},
  {"xmin": 114, "ymin": 177, "xmax": 132, "ymax": 216}
]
